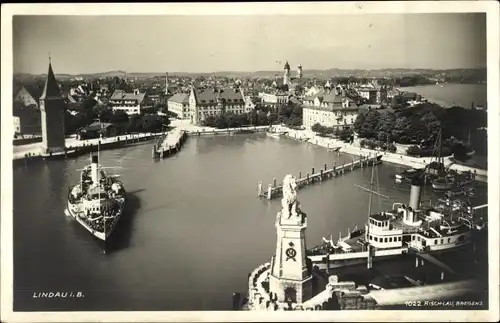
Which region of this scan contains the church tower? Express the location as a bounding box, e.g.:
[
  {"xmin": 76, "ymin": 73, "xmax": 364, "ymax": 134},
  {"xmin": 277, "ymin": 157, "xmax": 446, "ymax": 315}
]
[
  {"xmin": 283, "ymin": 61, "xmax": 291, "ymax": 86},
  {"xmin": 269, "ymin": 175, "xmax": 313, "ymax": 305},
  {"xmin": 297, "ymin": 64, "xmax": 303, "ymax": 78},
  {"xmin": 188, "ymin": 84, "xmax": 199, "ymax": 125},
  {"xmin": 39, "ymin": 58, "xmax": 66, "ymax": 155}
]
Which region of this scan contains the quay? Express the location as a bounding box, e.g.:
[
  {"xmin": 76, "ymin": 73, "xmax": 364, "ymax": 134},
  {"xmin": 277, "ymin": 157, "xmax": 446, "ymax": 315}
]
[
  {"xmin": 183, "ymin": 125, "xmax": 270, "ymax": 136},
  {"xmin": 151, "ymin": 129, "xmax": 188, "ymax": 159},
  {"xmin": 272, "ymin": 125, "xmax": 488, "ymax": 183},
  {"xmin": 13, "ymin": 132, "xmax": 163, "ymax": 166},
  {"xmin": 257, "ymin": 154, "xmax": 383, "ymax": 200}
]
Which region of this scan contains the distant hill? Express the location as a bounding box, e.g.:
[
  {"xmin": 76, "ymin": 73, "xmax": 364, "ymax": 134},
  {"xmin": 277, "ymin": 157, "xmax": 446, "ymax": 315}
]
[{"xmin": 14, "ymin": 68, "xmax": 487, "ymax": 80}]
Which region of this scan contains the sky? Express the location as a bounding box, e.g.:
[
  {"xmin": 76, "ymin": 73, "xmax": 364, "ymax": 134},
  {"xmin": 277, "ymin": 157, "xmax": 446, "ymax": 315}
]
[{"xmin": 13, "ymin": 13, "xmax": 487, "ymax": 74}]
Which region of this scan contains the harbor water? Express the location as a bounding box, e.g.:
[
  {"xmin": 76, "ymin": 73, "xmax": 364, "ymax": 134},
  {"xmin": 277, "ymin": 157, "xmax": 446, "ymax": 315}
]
[
  {"xmin": 398, "ymin": 83, "xmax": 487, "ymax": 109},
  {"xmin": 13, "ymin": 133, "xmax": 487, "ymax": 311}
]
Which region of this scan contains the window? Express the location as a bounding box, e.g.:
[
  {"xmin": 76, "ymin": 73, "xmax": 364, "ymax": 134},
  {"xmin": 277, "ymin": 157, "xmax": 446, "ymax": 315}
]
[
  {"xmin": 440, "ymin": 239, "xmax": 443, "ymax": 244},
  {"xmin": 434, "ymin": 240, "xmax": 437, "ymax": 245},
  {"xmin": 448, "ymin": 238, "xmax": 451, "ymax": 243},
  {"xmin": 374, "ymin": 237, "xmax": 378, "ymax": 242},
  {"xmin": 384, "ymin": 238, "xmax": 387, "ymax": 243},
  {"xmin": 399, "ymin": 236, "xmax": 402, "ymax": 241}
]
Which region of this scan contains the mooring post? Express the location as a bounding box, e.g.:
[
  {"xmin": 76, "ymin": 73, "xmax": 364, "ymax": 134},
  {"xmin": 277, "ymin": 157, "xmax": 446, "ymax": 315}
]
[
  {"xmin": 320, "ymin": 169, "xmax": 323, "ymax": 181},
  {"xmin": 299, "ymin": 171, "xmax": 302, "ymax": 179},
  {"xmin": 258, "ymin": 181, "xmax": 263, "ymax": 197},
  {"xmin": 324, "ymin": 163, "xmax": 327, "ymax": 171},
  {"xmin": 267, "ymin": 184, "xmax": 273, "ymax": 200},
  {"xmin": 273, "ymin": 178, "xmax": 277, "ymax": 187},
  {"xmin": 307, "ymin": 173, "xmax": 310, "ymax": 183},
  {"xmin": 312, "ymin": 167, "xmax": 315, "ymax": 175}
]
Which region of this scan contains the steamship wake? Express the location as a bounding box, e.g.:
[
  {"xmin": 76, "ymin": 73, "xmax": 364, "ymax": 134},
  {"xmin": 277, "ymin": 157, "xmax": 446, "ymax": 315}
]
[
  {"xmin": 307, "ymin": 175, "xmax": 488, "ymax": 268},
  {"xmin": 65, "ymin": 154, "xmax": 126, "ymax": 244}
]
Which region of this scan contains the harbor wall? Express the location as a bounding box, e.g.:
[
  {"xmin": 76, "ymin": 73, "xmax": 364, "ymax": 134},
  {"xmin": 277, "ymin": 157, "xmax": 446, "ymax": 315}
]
[{"xmin": 13, "ymin": 133, "xmax": 162, "ymax": 167}]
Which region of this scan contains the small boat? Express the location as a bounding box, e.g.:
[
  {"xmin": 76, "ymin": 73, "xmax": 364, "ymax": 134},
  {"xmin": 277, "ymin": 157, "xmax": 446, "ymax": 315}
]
[
  {"xmin": 395, "ymin": 167, "xmax": 425, "ymax": 183},
  {"xmin": 266, "ymin": 132, "xmax": 283, "ymax": 139}
]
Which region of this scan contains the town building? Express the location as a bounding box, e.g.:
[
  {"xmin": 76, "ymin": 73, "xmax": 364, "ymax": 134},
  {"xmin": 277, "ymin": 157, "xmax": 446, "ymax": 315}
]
[
  {"xmin": 258, "ymin": 61, "xmax": 307, "ymax": 107},
  {"xmin": 39, "ymin": 59, "xmax": 66, "ymax": 154},
  {"xmin": 258, "ymin": 90, "xmax": 289, "ymax": 107},
  {"xmin": 77, "ymin": 122, "xmax": 117, "ymax": 140},
  {"xmin": 302, "ymin": 89, "xmax": 359, "ymax": 130},
  {"xmin": 13, "ymin": 103, "xmax": 41, "ymax": 136},
  {"xmin": 357, "ymin": 87, "xmax": 378, "ymax": 104},
  {"xmin": 14, "ymin": 85, "xmax": 43, "ymax": 108},
  {"xmin": 167, "ymin": 93, "xmax": 190, "ymax": 119},
  {"xmin": 188, "ymin": 84, "xmax": 247, "ymax": 125},
  {"xmin": 109, "ymin": 89, "xmax": 149, "ymax": 115}
]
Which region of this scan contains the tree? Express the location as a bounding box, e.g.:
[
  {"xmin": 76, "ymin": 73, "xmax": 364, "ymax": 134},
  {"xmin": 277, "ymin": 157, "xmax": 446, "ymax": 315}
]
[
  {"xmin": 391, "ymin": 116, "xmax": 410, "ymax": 143},
  {"xmin": 257, "ymin": 111, "xmax": 268, "ymax": 126},
  {"xmin": 111, "ymin": 110, "xmax": 129, "ymax": 124},
  {"xmin": 358, "ymin": 110, "xmax": 380, "ymax": 138},
  {"xmin": 353, "ymin": 112, "xmax": 366, "ymax": 134},
  {"xmin": 202, "ymin": 115, "xmax": 216, "ymax": 127},
  {"xmin": 126, "ymin": 115, "xmax": 142, "ymax": 133},
  {"xmin": 376, "ymin": 111, "xmax": 396, "ymax": 141},
  {"xmin": 214, "ymin": 115, "xmax": 227, "ymax": 129},
  {"xmin": 420, "ymin": 111, "xmax": 441, "ymax": 140},
  {"xmin": 311, "ymin": 123, "xmax": 323, "ymax": 133},
  {"xmin": 225, "ymin": 113, "xmax": 239, "ymax": 128},
  {"xmin": 267, "ymin": 112, "xmax": 278, "ymax": 125},
  {"xmin": 247, "ymin": 110, "xmax": 258, "ymax": 126}
]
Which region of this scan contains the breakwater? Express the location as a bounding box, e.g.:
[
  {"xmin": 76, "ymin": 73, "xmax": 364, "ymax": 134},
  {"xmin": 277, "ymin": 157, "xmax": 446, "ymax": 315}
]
[{"xmin": 258, "ymin": 154, "xmax": 382, "ymax": 200}]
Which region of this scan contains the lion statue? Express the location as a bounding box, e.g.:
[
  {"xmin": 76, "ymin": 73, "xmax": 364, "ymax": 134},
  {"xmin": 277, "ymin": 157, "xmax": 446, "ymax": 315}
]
[{"xmin": 281, "ymin": 174, "xmax": 300, "ymax": 219}]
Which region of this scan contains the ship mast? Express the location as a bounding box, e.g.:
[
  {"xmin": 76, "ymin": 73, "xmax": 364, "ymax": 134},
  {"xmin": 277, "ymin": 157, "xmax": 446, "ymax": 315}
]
[
  {"xmin": 354, "ymin": 153, "xmax": 390, "ymax": 269},
  {"xmin": 366, "ymin": 156, "xmax": 375, "ymax": 269}
]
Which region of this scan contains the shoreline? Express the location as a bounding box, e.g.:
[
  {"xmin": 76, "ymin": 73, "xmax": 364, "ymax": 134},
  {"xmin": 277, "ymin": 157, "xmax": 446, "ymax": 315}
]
[{"xmin": 273, "ymin": 125, "xmax": 487, "ymax": 181}]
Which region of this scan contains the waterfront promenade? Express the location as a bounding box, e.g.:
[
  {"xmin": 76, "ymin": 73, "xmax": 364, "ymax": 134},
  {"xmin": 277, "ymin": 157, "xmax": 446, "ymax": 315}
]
[
  {"xmin": 12, "ymin": 119, "xmax": 269, "ymax": 161},
  {"xmin": 13, "ymin": 132, "xmax": 162, "ymax": 160},
  {"xmin": 272, "ymin": 125, "xmax": 487, "ymax": 181}
]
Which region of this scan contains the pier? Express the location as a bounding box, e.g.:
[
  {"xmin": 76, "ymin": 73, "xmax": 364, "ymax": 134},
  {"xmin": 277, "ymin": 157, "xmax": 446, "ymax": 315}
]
[
  {"xmin": 257, "ymin": 154, "xmax": 383, "ymax": 200},
  {"xmin": 152, "ymin": 129, "xmax": 187, "ymax": 159}
]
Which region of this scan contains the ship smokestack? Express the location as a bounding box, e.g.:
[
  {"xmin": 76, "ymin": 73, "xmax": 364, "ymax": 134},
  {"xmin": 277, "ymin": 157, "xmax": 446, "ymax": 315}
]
[
  {"xmin": 409, "ymin": 176, "xmax": 424, "ymax": 210},
  {"xmin": 91, "ymin": 155, "xmax": 99, "ymax": 185}
]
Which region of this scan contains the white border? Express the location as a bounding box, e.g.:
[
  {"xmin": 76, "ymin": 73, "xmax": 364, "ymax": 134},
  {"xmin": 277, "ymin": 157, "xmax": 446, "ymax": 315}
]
[{"xmin": 1, "ymin": 2, "xmax": 499, "ymax": 322}]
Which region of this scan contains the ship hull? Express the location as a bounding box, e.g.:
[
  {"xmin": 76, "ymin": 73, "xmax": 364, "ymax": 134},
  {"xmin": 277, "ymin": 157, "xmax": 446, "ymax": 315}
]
[{"xmin": 66, "ymin": 197, "xmax": 125, "ymax": 242}]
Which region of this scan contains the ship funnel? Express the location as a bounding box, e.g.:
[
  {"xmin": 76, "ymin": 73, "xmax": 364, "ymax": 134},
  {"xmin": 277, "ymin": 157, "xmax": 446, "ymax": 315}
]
[
  {"xmin": 91, "ymin": 155, "xmax": 99, "ymax": 185},
  {"xmin": 409, "ymin": 177, "xmax": 424, "ymax": 210}
]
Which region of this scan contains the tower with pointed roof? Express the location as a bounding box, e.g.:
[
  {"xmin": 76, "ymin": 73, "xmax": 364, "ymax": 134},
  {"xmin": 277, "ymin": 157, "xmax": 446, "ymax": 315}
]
[
  {"xmin": 39, "ymin": 58, "xmax": 66, "ymax": 154},
  {"xmin": 297, "ymin": 64, "xmax": 303, "ymax": 78},
  {"xmin": 283, "ymin": 61, "xmax": 291, "ymax": 86}
]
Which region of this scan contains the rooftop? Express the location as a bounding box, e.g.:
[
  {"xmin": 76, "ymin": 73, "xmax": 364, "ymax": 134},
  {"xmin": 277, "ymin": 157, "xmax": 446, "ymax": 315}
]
[
  {"xmin": 110, "ymin": 90, "xmax": 146, "ymax": 103},
  {"xmin": 168, "ymin": 92, "xmax": 189, "ymax": 104}
]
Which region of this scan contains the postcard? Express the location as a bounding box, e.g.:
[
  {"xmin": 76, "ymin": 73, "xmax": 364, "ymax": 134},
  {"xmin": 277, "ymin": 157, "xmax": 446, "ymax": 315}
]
[{"xmin": 1, "ymin": 2, "xmax": 499, "ymax": 322}]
